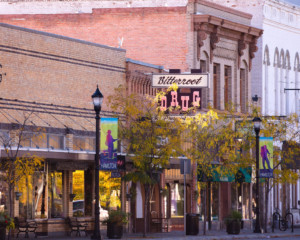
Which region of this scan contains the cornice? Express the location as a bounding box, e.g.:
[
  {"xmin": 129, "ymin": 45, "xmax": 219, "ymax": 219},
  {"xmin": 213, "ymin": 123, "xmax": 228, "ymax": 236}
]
[
  {"xmin": 196, "ymin": 0, "xmax": 253, "ymax": 20},
  {"xmin": 263, "ymin": 18, "xmax": 300, "ymax": 34},
  {"xmin": 194, "ymin": 14, "xmax": 263, "ymax": 71},
  {"xmin": 194, "ymin": 15, "xmax": 263, "ymax": 39}
]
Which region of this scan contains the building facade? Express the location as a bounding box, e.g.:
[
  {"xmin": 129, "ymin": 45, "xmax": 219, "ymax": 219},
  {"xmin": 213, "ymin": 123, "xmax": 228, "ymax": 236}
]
[
  {"xmin": 0, "ymin": 0, "xmax": 263, "ymax": 232},
  {"xmin": 205, "ymin": 0, "xmax": 300, "ymax": 228},
  {"xmin": 0, "ymin": 22, "xmax": 127, "ymax": 235}
]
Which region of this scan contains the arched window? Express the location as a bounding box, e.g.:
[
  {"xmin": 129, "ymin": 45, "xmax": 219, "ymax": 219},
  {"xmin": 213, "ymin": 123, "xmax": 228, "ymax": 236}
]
[
  {"xmin": 274, "ymin": 48, "xmax": 280, "ymax": 115},
  {"xmin": 263, "ymin": 45, "xmax": 270, "ymax": 115},
  {"xmin": 280, "ymin": 49, "xmax": 285, "ymax": 116}
]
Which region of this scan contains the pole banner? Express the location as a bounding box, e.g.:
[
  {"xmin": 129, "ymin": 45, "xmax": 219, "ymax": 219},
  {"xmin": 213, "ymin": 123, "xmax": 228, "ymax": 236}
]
[
  {"xmin": 259, "ymin": 137, "xmax": 273, "ymax": 178},
  {"xmin": 100, "ymin": 118, "xmax": 118, "ymax": 171}
]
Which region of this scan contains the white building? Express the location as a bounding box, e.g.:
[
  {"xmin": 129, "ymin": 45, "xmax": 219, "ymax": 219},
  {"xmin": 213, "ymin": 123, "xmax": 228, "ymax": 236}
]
[
  {"xmin": 209, "ymin": 0, "xmax": 300, "ymax": 114},
  {"xmin": 209, "ymin": 0, "xmax": 300, "ymax": 229}
]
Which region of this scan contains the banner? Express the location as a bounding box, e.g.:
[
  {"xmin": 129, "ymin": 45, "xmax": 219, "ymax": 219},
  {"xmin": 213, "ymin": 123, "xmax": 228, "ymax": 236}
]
[
  {"xmin": 259, "ymin": 137, "xmax": 273, "ymax": 178},
  {"xmin": 100, "ymin": 118, "xmax": 118, "ymax": 171}
]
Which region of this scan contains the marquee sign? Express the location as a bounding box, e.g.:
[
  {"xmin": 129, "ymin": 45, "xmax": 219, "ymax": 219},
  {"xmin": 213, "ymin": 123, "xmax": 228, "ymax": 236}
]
[
  {"xmin": 160, "ymin": 89, "xmax": 201, "ymax": 111},
  {"xmin": 152, "ymin": 73, "xmax": 209, "ymax": 88}
]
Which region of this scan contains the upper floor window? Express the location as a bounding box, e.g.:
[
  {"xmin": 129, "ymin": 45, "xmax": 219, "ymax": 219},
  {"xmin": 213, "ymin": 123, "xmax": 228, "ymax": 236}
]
[{"xmin": 213, "ymin": 63, "xmax": 220, "ymax": 110}]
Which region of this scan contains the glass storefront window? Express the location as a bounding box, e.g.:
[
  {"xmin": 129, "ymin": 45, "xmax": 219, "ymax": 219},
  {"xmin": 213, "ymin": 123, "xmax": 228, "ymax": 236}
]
[
  {"xmin": 18, "ymin": 175, "xmax": 33, "ymax": 219},
  {"xmin": 73, "ymin": 170, "xmax": 85, "ymax": 217},
  {"xmin": 211, "ymin": 182, "xmax": 219, "ymax": 221},
  {"xmin": 231, "ymin": 183, "xmax": 251, "ymax": 220},
  {"xmin": 197, "ymin": 182, "xmax": 206, "ymax": 221},
  {"xmin": 231, "ymin": 183, "xmax": 238, "ymax": 210},
  {"xmin": 49, "ymin": 171, "xmax": 63, "ymax": 218},
  {"xmin": 242, "ymin": 183, "xmax": 250, "ymax": 219},
  {"xmin": 170, "ymin": 183, "xmax": 184, "ymax": 217},
  {"xmin": 18, "ymin": 171, "xmax": 47, "ymax": 219}
]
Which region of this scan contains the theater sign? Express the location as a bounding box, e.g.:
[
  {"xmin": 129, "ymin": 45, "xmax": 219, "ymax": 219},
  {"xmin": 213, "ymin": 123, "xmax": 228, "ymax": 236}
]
[{"xmin": 152, "ymin": 73, "xmax": 209, "ymax": 88}]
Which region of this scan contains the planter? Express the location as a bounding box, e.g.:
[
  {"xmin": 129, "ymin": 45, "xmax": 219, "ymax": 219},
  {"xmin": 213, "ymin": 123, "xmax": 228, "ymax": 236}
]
[
  {"xmin": 107, "ymin": 222, "xmax": 123, "ymax": 239},
  {"xmin": 0, "ymin": 227, "xmax": 6, "ymax": 240},
  {"xmin": 226, "ymin": 220, "xmax": 241, "ymax": 234}
]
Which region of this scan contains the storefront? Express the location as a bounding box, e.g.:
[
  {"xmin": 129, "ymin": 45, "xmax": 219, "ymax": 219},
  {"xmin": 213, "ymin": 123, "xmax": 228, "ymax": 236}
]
[{"xmin": 197, "ymin": 165, "xmax": 253, "ymax": 230}]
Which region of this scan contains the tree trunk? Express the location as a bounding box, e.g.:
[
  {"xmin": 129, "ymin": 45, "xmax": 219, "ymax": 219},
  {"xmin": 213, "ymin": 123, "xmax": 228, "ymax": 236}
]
[{"xmin": 203, "ymin": 183, "xmax": 207, "ymax": 235}]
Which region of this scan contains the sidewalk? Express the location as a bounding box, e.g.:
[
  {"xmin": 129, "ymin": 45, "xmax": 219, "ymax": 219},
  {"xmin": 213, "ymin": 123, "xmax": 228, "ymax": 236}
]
[{"xmin": 27, "ymin": 228, "xmax": 300, "ymax": 240}]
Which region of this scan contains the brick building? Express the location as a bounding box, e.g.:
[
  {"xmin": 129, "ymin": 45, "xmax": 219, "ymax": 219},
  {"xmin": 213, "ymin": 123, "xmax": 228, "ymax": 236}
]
[
  {"xmin": 0, "ymin": 22, "xmax": 164, "ymax": 236},
  {"xmin": 0, "ymin": 0, "xmax": 263, "ymax": 232}
]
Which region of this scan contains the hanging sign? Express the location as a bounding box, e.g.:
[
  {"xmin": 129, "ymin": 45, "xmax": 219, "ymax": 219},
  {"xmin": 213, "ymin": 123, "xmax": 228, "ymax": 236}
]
[
  {"xmin": 152, "ymin": 74, "xmax": 209, "ymax": 88},
  {"xmin": 100, "ymin": 118, "xmax": 118, "ymax": 171},
  {"xmin": 259, "ymin": 137, "xmax": 273, "ymax": 178}
]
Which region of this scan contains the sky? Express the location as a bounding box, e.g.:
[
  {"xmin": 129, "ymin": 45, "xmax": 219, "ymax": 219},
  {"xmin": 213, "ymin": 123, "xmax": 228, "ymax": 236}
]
[{"xmin": 285, "ymin": 0, "xmax": 300, "ymax": 6}]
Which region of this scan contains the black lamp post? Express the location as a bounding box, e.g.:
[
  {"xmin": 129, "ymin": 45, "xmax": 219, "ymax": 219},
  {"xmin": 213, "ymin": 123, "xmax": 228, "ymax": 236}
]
[
  {"xmin": 253, "ymin": 116, "xmax": 262, "ymax": 233},
  {"xmin": 91, "ymin": 85, "xmax": 104, "ymax": 240}
]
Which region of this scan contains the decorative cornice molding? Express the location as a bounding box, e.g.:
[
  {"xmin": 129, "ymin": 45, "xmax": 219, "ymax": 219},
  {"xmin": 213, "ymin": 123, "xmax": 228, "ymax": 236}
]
[
  {"xmin": 210, "ymin": 26, "xmax": 220, "ymax": 63},
  {"xmin": 196, "ymin": 0, "xmax": 253, "ymax": 20},
  {"xmin": 238, "ymin": 33, "xmax": 247, "ymax": 69},
  {"xmin": 194, "ymin": 14, "xmax": 263, "ymax": 68},
  {"xmin": 249, "ymin": 37, "xmax": 258, "ymax": 71}
]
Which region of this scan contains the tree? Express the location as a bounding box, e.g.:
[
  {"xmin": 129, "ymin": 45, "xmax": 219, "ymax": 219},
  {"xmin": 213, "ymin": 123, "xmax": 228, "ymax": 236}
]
[
  {"xmin": 182, "ymin": 109, "xmax": 253, "ymax": 235},
  {"xmin": 0, "ymin": 113, "xmax": 44, "ymax": 223},
  {"xmin": 108, "ymin": 85, "xmax": 185, "ymax": 237},
  {"xmin": 259, "ymin": 113, "xmax": 299, "ymax": 232}
]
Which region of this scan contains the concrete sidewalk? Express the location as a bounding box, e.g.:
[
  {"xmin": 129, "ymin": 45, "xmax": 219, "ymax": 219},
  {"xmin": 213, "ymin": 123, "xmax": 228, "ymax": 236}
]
[{"xmin": 24, "ymin": 228, "xmax": 300, "ymax": 240}]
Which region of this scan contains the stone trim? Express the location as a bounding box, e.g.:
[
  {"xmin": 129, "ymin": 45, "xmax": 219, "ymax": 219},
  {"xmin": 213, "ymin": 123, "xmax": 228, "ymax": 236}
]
[{"xmin": 196, "ymin": 0, "xmax": 253, "ymax": 20}]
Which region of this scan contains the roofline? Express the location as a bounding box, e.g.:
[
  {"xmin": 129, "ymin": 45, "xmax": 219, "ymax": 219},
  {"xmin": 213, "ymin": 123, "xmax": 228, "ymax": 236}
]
[
  {"xmin": 196, "ymin": 0, "xmax": 253, "ymax": 20},
  {"xmin": 126, "ymin": 58, "xmax": 164, "ymax": 70},
  {"xmin": 0, "ymin": 23, "xmax": 126, "ymax": 52}
]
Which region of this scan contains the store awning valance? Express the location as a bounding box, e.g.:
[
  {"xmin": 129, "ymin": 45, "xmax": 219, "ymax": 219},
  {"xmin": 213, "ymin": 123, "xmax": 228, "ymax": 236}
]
[{"xmin": 197, "ymin": 165, "xmax": 252, "ymax": 183}]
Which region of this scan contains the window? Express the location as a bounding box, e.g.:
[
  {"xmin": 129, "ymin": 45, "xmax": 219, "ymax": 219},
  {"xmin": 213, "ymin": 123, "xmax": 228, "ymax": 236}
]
[
  {"xmin": 18, "ymin": 171, "xmax": 47, "ymax": 219},
  {"xmin": 211, "ymin": 182, "xmax": 219, "ymax": 220},
  {"xmin": 48, "ymin": 171, "xmax": 63, "ymax": 218},
  {"xmin": 73, "ymin": 170, "xmax": 85, "ymax": 217},
  {"xmin": 224, "ymin": 66, "xmax": 232, "ymax": 110},
  {"xmin": 240, "ymin": 69, "xmax": 246, "ymax": 113},
  {"xmin": 171, "ymin": 183, "xmax": 184, "ymax": 217},
  {"xmin": 213, "ymin": 64, "xmax": 220, "ymax": 109}
]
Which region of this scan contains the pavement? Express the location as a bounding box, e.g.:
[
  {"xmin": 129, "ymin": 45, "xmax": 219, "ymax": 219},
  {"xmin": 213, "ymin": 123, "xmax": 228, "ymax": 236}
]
[{"xmin": 16, "ymin": 228, "xmax": 300, "ymax": 240}]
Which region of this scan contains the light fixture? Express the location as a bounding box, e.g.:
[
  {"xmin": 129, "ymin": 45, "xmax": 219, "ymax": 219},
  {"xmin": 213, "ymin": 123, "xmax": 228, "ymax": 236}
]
[
  {"xmin": 92, "ymin": 85, "xmax": 104, "ymax": 113},
  {"xmin": 91, "ymin": 85, "xmax": 104, "ymax": 240}
]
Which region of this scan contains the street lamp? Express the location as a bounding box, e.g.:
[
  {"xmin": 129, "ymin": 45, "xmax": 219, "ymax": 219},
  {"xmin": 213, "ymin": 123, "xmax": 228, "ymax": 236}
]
[
  {"xmin": 91, "ymin": 85, "xmax": 104, "ymax": 240},
  {"xmin": 253, "ymin": 116, "xmax": 262, "ymax": 233}
]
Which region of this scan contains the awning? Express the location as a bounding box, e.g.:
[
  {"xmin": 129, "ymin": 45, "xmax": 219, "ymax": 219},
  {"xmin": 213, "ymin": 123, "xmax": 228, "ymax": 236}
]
[{"xmin": 197, "ymin": 165, "xmax": 252, "ymax": 183}]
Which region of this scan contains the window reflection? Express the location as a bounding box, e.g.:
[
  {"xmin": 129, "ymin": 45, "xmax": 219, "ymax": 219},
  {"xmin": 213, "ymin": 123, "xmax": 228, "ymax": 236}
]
[
  {"xmin": 211, "ymin": 182, "xmax": 219, "ymax": 220},
  {"xmin": 171, "ymin": 183, "xmax": 184, "ymax": 217},
  {"xmin": 49, "ymin": 171, "xmax": 63, "ymax": 218},
  {"xmin": 18, "ymin": 171, "xmax": 47, "ymax": 219},
  {"xmin": 73, "ymin": 170, "xmax": 85, "ymax": 217}
]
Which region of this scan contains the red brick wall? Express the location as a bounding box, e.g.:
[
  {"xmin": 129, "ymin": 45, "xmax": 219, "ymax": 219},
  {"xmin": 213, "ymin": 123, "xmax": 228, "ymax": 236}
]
[{"xmin": 0, "ymin": 7, "xmax": 190, "ymax": 70}]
